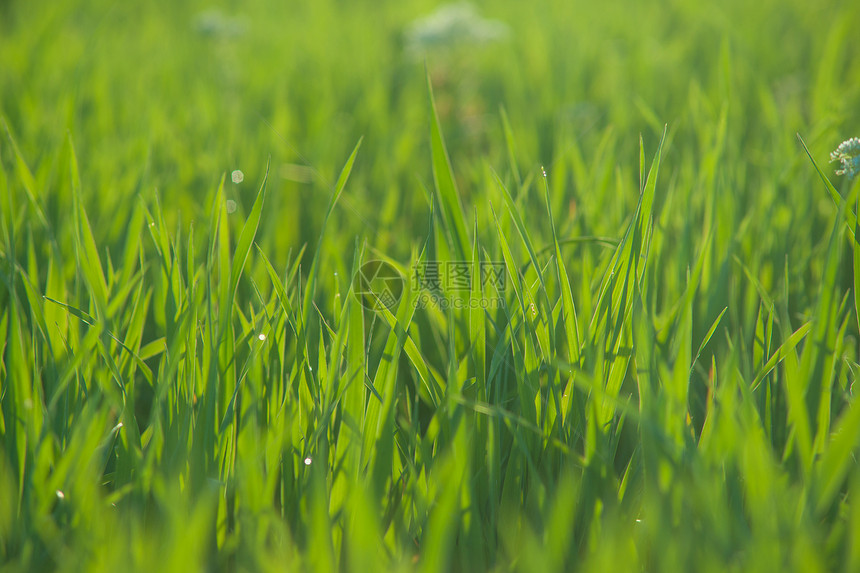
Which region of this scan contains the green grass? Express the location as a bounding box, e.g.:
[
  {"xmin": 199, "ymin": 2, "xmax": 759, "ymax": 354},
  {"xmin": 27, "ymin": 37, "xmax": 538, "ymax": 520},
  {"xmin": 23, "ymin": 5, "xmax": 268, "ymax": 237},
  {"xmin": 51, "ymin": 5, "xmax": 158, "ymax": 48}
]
[{"xmin": 1, "ymin": 0, "xmax": 860, "ymax": 570}]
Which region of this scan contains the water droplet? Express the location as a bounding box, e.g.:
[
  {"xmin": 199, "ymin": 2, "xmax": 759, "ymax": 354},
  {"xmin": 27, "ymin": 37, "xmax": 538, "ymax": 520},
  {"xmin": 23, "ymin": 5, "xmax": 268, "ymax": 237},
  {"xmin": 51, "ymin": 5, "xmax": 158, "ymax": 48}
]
[
  {"xmin": 231, "ymin": 170, "xmax": 244, "ymax": 184},
  {"xmin": 304, "ymin": 457, "xmax": 312, "ymax": 466},
  {"xmin": 258, "ymin": 333, "xmax": 266, "ymax": 341},
  {"xmin": 226, "ymin": 199, "xmax": 237, "ymax": 214},
  {"xmin": 56, "ymin": 490, "xmax": 65, "ymax": 500}
]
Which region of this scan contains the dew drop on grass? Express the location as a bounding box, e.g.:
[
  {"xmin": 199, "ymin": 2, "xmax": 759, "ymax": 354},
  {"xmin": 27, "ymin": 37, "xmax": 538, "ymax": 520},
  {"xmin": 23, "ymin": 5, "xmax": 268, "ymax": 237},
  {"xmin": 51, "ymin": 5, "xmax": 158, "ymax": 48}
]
[
  {"xmin": 304, "ymin": 457, "xmax": 312, "ymax": 466},
  {"xmin": 231, "ymin": 169, "xmax": 244, "ymax": 183},
  {"xmin": 226, "ymin": 199, "xmax": 237, "ymax": 214},
  {"xmin": 258, "ymin": 333, "xmax": 266, "ymax": 341},
  {"xmin": 56, "ymin": 490, "xmax": 65, "ymax": 500}
]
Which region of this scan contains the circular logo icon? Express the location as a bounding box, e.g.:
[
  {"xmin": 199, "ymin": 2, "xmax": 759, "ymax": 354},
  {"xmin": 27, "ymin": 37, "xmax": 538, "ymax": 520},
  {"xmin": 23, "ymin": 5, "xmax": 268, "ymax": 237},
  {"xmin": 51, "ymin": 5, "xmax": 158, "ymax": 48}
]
[{"xmin": 352, "ymin": 260, "xmax": 404, "ymax": 311}]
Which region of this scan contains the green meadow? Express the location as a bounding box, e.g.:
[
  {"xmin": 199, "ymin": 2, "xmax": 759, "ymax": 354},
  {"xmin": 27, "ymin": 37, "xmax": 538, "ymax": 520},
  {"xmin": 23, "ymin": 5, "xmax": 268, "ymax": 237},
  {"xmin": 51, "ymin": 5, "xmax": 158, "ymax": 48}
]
[{"xmin": 2, "ymin": 0, "xmax": 860, "ymax": 570}]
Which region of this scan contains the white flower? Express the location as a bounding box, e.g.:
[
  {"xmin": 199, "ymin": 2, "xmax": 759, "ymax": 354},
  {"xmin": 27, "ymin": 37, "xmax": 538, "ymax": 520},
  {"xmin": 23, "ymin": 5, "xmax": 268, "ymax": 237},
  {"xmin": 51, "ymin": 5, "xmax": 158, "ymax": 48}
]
[
  {"xmin": 405, "ymin": 3, "xmax": 508, "ymax": 57},
  {"xmin": 830, "ymin": 137, "xmax": 860, "ymax": 178},
  {"xmin": 193, "ymin": 9, "xmax": 247, "ymax": 38}
]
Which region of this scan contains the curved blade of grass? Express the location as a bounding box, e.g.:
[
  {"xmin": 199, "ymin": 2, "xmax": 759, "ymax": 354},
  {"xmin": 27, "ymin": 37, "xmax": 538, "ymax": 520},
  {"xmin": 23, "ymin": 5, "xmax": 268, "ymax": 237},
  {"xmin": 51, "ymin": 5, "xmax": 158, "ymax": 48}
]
[
  {"xmin": 303, "ymin": 138, "xmax": 362, "ymax": 321},
  {"xmin": 469, "ymin": 211, "xmax": 487, "ymax": 393},
  {"xmin": 543, "ymin": 166, "xmax": 581, "ymax": 365},
  {"xmin": 855, "ymin": 192, "xmax": 860, "ymax": 335},
  {"xmin": 427, "ymin": 70, "xmax": 469, "ymax": 261},
  {"xmin": 797, "ymin": 133, "xmax": 857, "ymax": 238},
  {"xmin": 500, "ymin": 106, "xmax": 522, "ymax": 188},
  {"xmin": 492, "ymin": 170, "xmax": 548, "ymax": 300},
  {"xmin": 750, "ymin": 321, "xmax": 811, "ymax": 391},
  {"xmin": 691, "ymin": 306, "xmax": 727, "ymax": 376},
  {"xmin": 815, "ymin": 397, "xmax": 860, "ymax": 515},
  {"xmin": 69, "ymin": 135, "xmax": 109, "ymax": 319},
  {"xmin": 492, "ymin": 169, "xmax": 556, "ymax": 366},
  {"xmin": 229, "ymin": 159, "xmax": 269, "ymax": 299}
]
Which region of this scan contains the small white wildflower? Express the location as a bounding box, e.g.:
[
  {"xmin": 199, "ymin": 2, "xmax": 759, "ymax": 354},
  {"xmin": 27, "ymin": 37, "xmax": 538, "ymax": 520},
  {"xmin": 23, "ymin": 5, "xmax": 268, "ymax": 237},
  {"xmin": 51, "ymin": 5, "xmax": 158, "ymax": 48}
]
[
  {"xmin": 193, "ymin": 9, "xmax": 247, "ymax": 38},
  {"xmin": 405, "ymin": 3, "xmax": 509, "ymax": 58},
  {"xmin": 231, "ymin": 170, "xmax": 244, "ymax": 184},
  {"xmin": 830, "ymin": 137, "xmax": 860, "ymax": 178},
  {"xmin": 226, "ymin": 199, "xmax": 237, "ymax": 214}
]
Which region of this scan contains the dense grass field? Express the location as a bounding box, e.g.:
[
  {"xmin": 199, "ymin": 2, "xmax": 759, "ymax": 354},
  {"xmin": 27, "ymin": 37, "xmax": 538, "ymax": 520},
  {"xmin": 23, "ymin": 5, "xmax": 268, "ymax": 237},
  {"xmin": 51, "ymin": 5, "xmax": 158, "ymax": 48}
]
[{"xmin": 2, "ymin": 0, "xmax": 860, "ymax": 570}]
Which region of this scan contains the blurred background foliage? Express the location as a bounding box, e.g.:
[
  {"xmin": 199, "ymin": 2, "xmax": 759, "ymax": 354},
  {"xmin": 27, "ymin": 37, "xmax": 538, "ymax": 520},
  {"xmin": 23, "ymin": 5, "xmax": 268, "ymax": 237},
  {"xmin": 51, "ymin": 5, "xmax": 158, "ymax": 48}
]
[{"xmin": 2, "ymin": 0, "xmax": 857, "ymax": 260}]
